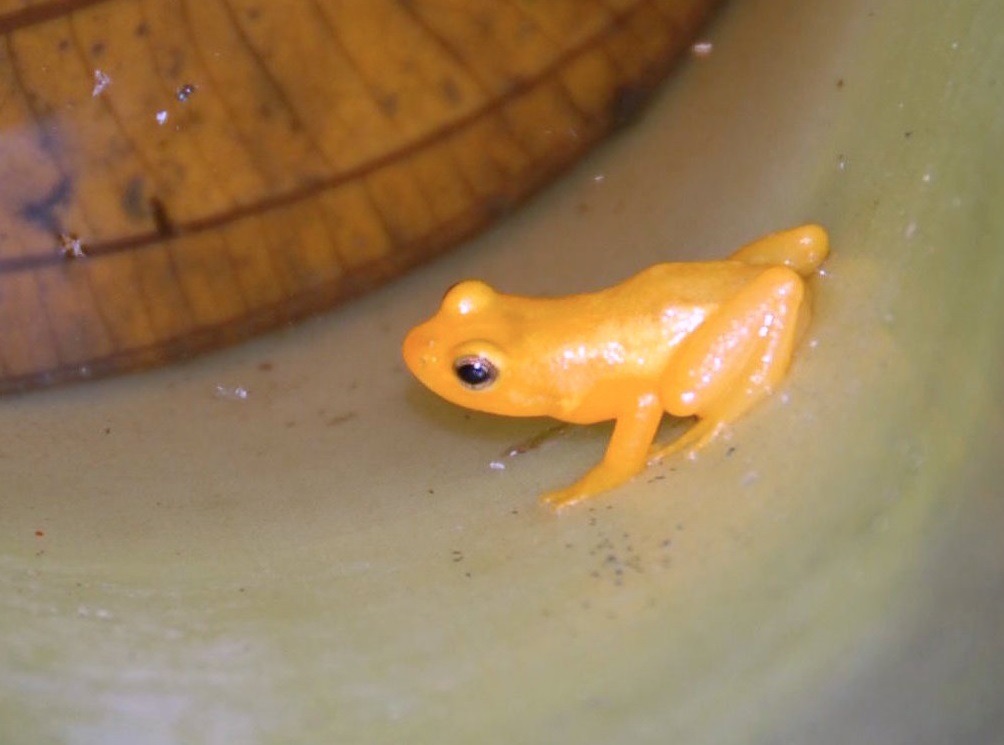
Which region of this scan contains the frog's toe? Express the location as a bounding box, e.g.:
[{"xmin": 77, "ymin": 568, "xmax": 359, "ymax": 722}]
[
  {"xmin": 648, "ymin": 420, "xmax": 725, "ymax": 465},
  {"xmin": 540, "ymin": 487, "xmax": 587, "ymax": 512}
]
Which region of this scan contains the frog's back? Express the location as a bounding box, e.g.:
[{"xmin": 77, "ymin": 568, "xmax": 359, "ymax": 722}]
[
  {"xmin": 614, "ymin": 260, "xmax": 763, "ymax": 312},
  {"xmin": 495, "ymin": 261, "xmax": 763, "ymax": 333}
]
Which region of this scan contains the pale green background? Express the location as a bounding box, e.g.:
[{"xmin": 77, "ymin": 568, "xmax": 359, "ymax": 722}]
[{"xmin": 2, "ymin": 0, "xmax": 1002, "ymax": 743}]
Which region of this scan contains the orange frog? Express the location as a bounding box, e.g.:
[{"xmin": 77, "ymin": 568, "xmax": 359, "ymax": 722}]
[{"xmin": 403, "ymin": 224, "xmax": 829, "ymax": 510}]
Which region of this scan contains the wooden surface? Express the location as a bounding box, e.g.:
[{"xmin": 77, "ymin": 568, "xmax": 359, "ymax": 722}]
[{"xmin": 0, "ymin": 0, "xmax": 719, "ymax": 392}]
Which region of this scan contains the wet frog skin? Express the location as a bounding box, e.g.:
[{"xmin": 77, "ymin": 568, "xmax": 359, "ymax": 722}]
[{"xmin": 403, "ymin": 225, "xmax": 829, "ymax": 510}]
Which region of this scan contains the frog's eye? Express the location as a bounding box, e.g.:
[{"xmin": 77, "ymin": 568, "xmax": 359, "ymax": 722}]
[
  {"xmin": 442, "ymin": 280, "xmax": 495, "ymax": 316},
  {"xmin": 453, "ymin": 355, "xmax": 498, "ymax": 390}
]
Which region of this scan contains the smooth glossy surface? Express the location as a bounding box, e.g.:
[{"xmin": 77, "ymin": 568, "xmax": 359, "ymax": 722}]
[
  {"xmin": 2, "ymin": 0, "xmax": 1002, "ymax": 743},
  {"xmin": 404, "ymin": 225, "xmax": 828, "ymax": 508}
]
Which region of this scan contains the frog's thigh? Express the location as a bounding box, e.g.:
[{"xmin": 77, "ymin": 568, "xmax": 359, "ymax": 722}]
[{"xmin": 654, "ymin": 266, "xmax": 805, "ymax": 457}]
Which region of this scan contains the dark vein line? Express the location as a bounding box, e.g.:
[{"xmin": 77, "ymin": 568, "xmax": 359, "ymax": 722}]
[
  {"xmin": 493, "ymin": 0, "xmax": 604, "ymax": 127},
  {"xmin": 305, "ymin": 196, "xmax": 348, "ymax": 277},
  {"xmin": 0, "ymin": 184, "xmax": 522, "ymax": 393},
  {"xmin": 594, "ymin": 0, "xmax": 668, "ymax": 71},
  {"xmin": 220, "ymin": 0, "xmax": 322, "ymax": 158},
  {"xmin": 138, "ymin": 0, "xmax": 238, "ymax": 206},
  {"xmin": 177, "ymin": 0, "xmax": 272, "ymax": 188},
  {"xmin": 0, "ymin": 0, "xmax": 666, "ymax": 276},
  {"xmin": 265, "ymin": 0, "xmax": 355, "ymax": 273},
  {"xmin": 309, "ymin": 0, "xmax": 442, "ymax": 236},
  {"xmin": 218, "ymin": 0, "xmax": 346, "ymax": 293},
  {"xmin": 180, "ymin": 0, "xmax": 281, "ymax": 310},
  {"xmin": 358, "ymin": 1, "xmax": 481, "ymax": 216},
  {"xmin": 135, "ymin": 1, "xmax": 224, "ymax": 329},
  {"xmin": 219, "ymin": 0, "xmax": 332, "ymax": 172},
  {"xmin": 2, "ymin": 33, "xmax": 77, "ymax": 367},
  {"xmin": 0, "ymin": 0, "xmax": 115, "ymax": 34},
  {"xmin": 68, "ymin": 12, "xmax": 160, "ymax": 348},
  {"xmin": 393, "ymin": 0, "xmax": 532, "ymax": 160},
  {"xmin": 392, "ymin": 0, "xmax": 530, "ymax": 200},
  {"xmin": 304, "ymin": 2, "xmax": 410, "ymax": 249},
  {"xmin": 124, "ymin": 0, "xmax": 171, "ymax": 333}
]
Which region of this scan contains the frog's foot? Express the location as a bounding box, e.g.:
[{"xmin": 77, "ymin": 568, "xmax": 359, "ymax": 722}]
[
  {"xmin": 542, "ymin": 397, "xmax": 663, "ymax": 511},
  {"xmin": 539, "ymin": 463, "xmax": 640, "ymax": 512},
  {"xmin": 647, "ymin": 418, "xmax": 726, "ymax": 465},
  {"xmin": 729, "ymin": 224, "xmax": 829, "ymax": 276},
  {"xmin": 540, "ymin": 485, "xmax": 592, "ymax": 512}
]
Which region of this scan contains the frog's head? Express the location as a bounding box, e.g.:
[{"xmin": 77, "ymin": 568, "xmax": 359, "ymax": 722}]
[{"xmin": 403, "ymin": 280, "xmax": 549, "ymax": 417}]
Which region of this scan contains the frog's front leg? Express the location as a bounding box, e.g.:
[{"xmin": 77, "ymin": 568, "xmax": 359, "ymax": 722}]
[
  {"xmin": 541, "ymin": 392, "xmax": 664, "ymax": 511},
  {"xmin": 652, "ymin": 266, "xmax": 807, "ymax": 462}
]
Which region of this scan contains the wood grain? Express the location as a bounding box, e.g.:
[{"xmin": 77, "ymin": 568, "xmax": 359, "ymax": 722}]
[{"xmin": 0, "ymin": 0, "xmax": 721, "ymax": 392}]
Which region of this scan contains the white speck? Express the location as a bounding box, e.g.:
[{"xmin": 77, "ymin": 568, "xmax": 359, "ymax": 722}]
[
  {"xmin": 779, "ymin": 392, "xmax": 791, "ymax": 405},
  {"xmin": 758, "ymin": 312, "xmax": 775, "ymax": 338},
  {"xmin": 837, "ymin": 154, "xmax": 847, "ymax": 171},
  {"xmin": 58, "ymin": 233, "xmax": 86, "ymax": 258},
  {"xmin": 817, "ymin": 268, "xmax": 829, "ymax": 278},
  {"xmin": 592, "ymin": 173, "xmax": 606, "ymax": 184},
  {"xmin": 808, "ymin": 338, "xmax": 819, "ymax": 349},
  {"xmin": 488, "ymin": 461, "xmax": 506, "ymax": 471},
  {"xmin": 156, "ymin": 110, "xmax": 169, "ymax": 125},
  {"xmin": 77, "ymin": 605, "xmax": 113, "ymax": 620},
  {"xmin": 922, "ymin": 172, "xmax": 932, "ymax": 183},
  {"xmin": 691, "ymin": 41, "xmax": 713, "ymax": 57},
  {"xmin": 92, "ymin": 69, "xmax": 111, "ymax": 96},
  {"xmin": 214, "ymin": 384, "xmax": 249, "ymax": 401},
  {"xmin": 904, "ymin": 221, "xmax": 918, "ymax": 239},
  {"xmin": 741, "ymin": 470, "xmax": 760, "ymax": 487},
  {"xmin": 950, "ymin": 41, "xmax": 959, "ymax": 50},
  {"xmin": 601, "ymin": 341, "xmax": 626, "ymax": 364},
  {"xmin": 680, "ymin": 391, "xmax": 696, "ymax": 405}
]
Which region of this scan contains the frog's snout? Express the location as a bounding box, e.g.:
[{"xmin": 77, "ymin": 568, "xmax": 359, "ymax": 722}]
[{"xmin": 402, "ymin": 324, "xmax": 440, "ymax": 375}]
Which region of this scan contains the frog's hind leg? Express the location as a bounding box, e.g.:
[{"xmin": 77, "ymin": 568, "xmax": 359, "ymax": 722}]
[
  {"xmin": 650, "ymin": 266, "xmax": 807, "ymax": 463},
  {"xmin": 730, "ymin": 224, "xmax": 829, "ymax": 276}
]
